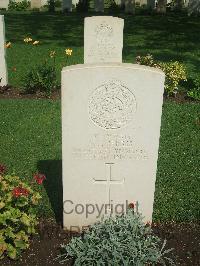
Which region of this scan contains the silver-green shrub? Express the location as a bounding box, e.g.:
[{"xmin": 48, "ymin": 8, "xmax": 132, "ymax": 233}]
[{"xmin": 58, "ymin": 210, "xmax": 174, "ymax": 265}]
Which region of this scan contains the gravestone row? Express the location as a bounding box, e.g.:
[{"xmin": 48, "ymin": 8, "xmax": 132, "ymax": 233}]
[
  {"xmin": 62, "ymin": 16, "xmax": 165, "ymax": 231},
  {"xmin": 0, "ymin": 0, "xmax": 145, "ymax": 13}
]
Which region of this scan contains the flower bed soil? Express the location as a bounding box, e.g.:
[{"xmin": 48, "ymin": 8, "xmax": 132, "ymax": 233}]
[
  {"xmin": 0, "ymin": 85, "xmax": 199, "ymax": 104},
  {"xmin": 1, "ymin": 220, "xmax": 200, "ymax": 265},
  {"xmin": 0, "ymin": 86, "xmax": 61, "ymax": 100}
]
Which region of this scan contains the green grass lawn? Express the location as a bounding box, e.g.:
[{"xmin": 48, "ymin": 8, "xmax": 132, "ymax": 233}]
[
  {"xmin": 0, "ymin": 100, "xmax": 199, "ymax": 222},
  {"xmin": 3, "ymin": 12, "xmax": 200, "ymax": 87},
  {"xmin": 0, "ymin": 12, "xmax": 199, "ymax": 223}
]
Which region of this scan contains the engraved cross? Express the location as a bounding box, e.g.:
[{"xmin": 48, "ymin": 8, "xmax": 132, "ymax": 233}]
[{"xmin": 93, "ymin": 163, "xmax": 124, "ymax": 207}]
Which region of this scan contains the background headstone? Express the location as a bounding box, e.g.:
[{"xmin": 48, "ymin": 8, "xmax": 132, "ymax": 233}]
[
  {"xmin": 125, "ymin": 0, "xmax": 135, "ymax": 14},
  {"xmin": 0, "ymin": 0, "xmax": 9, "ymax": 10},
  {"xmin": 147, "ymin": 0, "xmax": 155, "ymax": 8},
  {"xmin": 62, "ymin": 63, "xmax": 165, "ymax": 230},
  {"xmin": 31, "ymin": 0, "xmax": 42, "ymax": 9},
  {"xmin": 94, "ymin": 0, "xmax": 104, "ymax": 12},
  {"xmin": 188, "ymin": 0, "xmax": 200, "ymax": 15},
  {"xmin": 0, "ymin": 16, "xmax": 8, "ymax": 86},
  {"xmin": 62, "ymin": 0, "xmax": 72, "ymax": 11},
  {"xmin": 84, "ymin": 16, "xmax": 124, "ymax": 64}
]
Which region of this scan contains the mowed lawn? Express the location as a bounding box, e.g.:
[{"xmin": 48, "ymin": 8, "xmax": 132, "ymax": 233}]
[
  {"xmin": 3, "ymin": 12, "xmax": 200, "ymax": 87},
  {"xmin": 0, "ymin": 100, "xmax": 199, "ymax": 222},
  {"xmin": 0, "ymin": 12, "xmax": 199, "ymax": 222}
]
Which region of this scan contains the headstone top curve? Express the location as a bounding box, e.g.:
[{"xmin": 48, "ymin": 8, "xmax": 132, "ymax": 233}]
[{"xmin": 62, "ymin": 63, "xmax": 165, "ymax": 76}]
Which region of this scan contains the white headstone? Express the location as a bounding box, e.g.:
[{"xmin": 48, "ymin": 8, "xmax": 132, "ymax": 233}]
[
  {"xmin": 62, "ymin": 63, "xmax": 165, "ymax": 231},
  {"xmin": 94, "ymin": 0, "xmax": 104, "ymax": 12},
  {"xmin": 0, "ymin": 16, "xmax": 7, "ymax": 86},
  {"xmin": 31, "ymin": 0, "xmax": 42, "ymax": 8},
  {"xmin": 62, "ymin": 0, "xmax": 72, "ymax": 11},
  {"xmin": 41, "ymin": 0, "xmax": 47, "ymax": 5},
  {"xmin": 0, "ymin": 0, "xmax": 9, "ymax": 10},
  {"xmin": 84, "ymin": 16, "xmax": 124, "ymax": 64}
]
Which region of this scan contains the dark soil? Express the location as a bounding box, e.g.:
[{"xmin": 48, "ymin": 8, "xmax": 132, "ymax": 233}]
[
  {"xmin": 1, "ymin": 220, "xmax": 200, "ymax": 265},
  {"xmin": 152, "ymin": 222, "xmax": 200, "ymax": 265},
  {"xmin": 0, "ymin": 86, "xmax": 61, "ymax": 100},
  {"xmin": 0, "ymin": 85, "xmax": 199, "ymax": 103}
]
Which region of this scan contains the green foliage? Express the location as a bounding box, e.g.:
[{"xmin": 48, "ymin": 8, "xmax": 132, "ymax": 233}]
[
  {"xmin": 54, "ymin": 0, "xmax": 62, "ymax": 8},
  {"xmin": 47, "ymin": 0, "xmax": 62, "ymax": 8},
  {"xmin": 107, "ymin": 0, "xmax": 122, "ymax": 12},
  {"xmin": 136, "ymin": 54, "xmax": 187, "ymax": 95},
  {"xmin": 0, "ymin": 173, "xmax": 42, "ymax": 260},
  {"xmin": 23, "ymin": 61, "xmax": 57, "ymax": 96},
  {"xmin": 47, "ymin": 0, "xmax": 55, "ymax": 12},
  {"xmin": 136, "ymin": 54, "xmax": 158, "ymax": 68},
  {"xmin": 59, "ymin": 210, "xmax": 174, "ymax": 265},
  {"xmin": 187, "ymin": 77, "xmax": 200, "ymax": 100},
  {"xmin": 160, "ymin": 61, "xmax": 187, "ymax": 95},
  {"xmin": 8, "ymin": 0, "xmax": 30, "ymax": 11}
]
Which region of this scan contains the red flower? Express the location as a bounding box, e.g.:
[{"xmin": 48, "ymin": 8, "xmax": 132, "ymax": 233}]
[
  {"xmin": 12, "ymin": 187, "xmax": 21, "ymax": 198},
  {"xmin": 0, "ymin": 164, "xmax": 6, "ymax": 175},
  {"xmin": 128, "ymin": 202, "xmax": 135, "ymax": 209},
  {"xmin": 33, "ymin": 173, "xmax": 46, "ymax": 185},
  {"xmin": 21, "ymin": 187, "xmax": 29, "ymax": 196},
  {"xmin": 12, "ymin": 187, "xmax": 29, "ymax": 198}
]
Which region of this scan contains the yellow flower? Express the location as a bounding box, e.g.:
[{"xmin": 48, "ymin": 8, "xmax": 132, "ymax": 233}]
[
  {"xmin": 24, "ymin": 37, "xmax": 32, "ymax": 43},
  {"xmin": 65, "ymin": 48, "xmax": 73, "ymax": 56},
  {"xmin": 0, "ymin": 201, "xmax": 5, "ymax": 209},
  {"xmin": 33, "ymin": 41, "xmax": 39, "ymax": 45},
  {"xmin": 5, "ymin": 42, "xmax": 11, "ymax": 48},
  {"xmin": 50, "ymin": 50, "xmax": 56, "ymax": 58}
]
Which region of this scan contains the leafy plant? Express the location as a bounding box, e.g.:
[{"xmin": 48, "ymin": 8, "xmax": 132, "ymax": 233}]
[
  {"xmin": 136, "ymin": 54, "xmax": 187, "ymax": 95},
  {"xmin": 160, "ymin": 61, "xmax": 187, "ymax": 95},
  {"xmin": 58, "ymin": 209, "xmax": 174, "ymax": 265},
  {"xmin": 8, "ymin": 0, "xmax": 30, "ymax": 11},
  {"xmin": 0, "ymin": 166, "xmax": 42, "ymax": 260},
  {"xmin": 23, "ymin": 61, "xmax": 57, "ymax": 96},
  {"xmin": 187, "ymin": 77, "xmax": 200, "ymax": 101},
  {"xmin": 136, "ymin": 54, "xmax": 159, "ymax": 68},
  {"xmin": 54, "ymin": 0, "xmax": 62, "ymax": 8}
]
